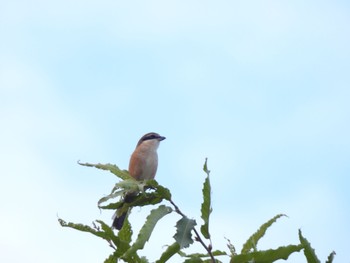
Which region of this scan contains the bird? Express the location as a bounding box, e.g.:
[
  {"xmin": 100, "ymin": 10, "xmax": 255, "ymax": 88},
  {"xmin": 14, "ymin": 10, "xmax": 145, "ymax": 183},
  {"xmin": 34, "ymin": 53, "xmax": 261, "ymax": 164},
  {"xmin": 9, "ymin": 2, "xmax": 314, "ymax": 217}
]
[{"xmin": 112, "ymin": 132, "xmax": 166, "ymax": 230}]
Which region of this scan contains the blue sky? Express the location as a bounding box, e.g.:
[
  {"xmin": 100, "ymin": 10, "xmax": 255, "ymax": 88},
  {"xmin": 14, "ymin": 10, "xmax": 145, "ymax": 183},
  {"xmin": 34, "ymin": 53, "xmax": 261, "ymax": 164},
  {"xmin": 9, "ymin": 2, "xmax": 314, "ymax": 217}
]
[{"xmin": 1, "ymin": 1, "xmax": 349, "ymax": 262}]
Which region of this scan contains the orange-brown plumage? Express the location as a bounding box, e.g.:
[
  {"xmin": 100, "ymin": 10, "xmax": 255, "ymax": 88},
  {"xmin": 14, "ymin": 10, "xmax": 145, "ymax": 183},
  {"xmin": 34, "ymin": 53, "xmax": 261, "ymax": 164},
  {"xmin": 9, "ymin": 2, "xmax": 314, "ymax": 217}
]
[{"xmin": 112, "ymin": 132, "xmax": 165, "ymax": 230}]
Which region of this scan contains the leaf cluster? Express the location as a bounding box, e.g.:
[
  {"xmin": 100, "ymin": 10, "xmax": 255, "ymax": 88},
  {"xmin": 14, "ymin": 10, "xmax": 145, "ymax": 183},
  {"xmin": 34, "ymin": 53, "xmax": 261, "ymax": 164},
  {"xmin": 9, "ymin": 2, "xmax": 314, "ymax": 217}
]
[{"xmin": 58, "ymin": 160, "xmax": 336, "ymax": 263}]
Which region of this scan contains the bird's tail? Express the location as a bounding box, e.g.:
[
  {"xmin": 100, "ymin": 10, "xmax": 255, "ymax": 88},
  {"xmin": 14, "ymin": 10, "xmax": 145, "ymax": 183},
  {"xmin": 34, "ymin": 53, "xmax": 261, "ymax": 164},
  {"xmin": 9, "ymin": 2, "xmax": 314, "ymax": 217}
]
[
  {"xmin": 112, "ymin": 193, "xmax": 136, "ymax": 230},
  {"xmin": 112, "ymin": 211, "xmax": 127, "ymax": 230}
]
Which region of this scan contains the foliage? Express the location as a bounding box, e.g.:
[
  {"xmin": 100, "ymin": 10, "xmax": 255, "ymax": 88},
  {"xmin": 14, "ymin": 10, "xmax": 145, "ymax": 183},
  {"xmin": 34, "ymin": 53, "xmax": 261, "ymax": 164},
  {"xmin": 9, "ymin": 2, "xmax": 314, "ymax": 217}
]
[
  {"xmin": 59, "ymin": 160, "xmax": 335, "ymax": 262},
  {"xmin": 200, "ymin": 159, "xmax": 212, "ymax": 240},
  {"xmin": 122, "ymin": 205, "xmax": 172, "ymax": 261},
  {"xmin": 174, "ymin": 217, "xmax": 197, "ymax": 249},
  {"xmin": 241, "ymin": 214, "xmax": 286, "ymax": 254}
]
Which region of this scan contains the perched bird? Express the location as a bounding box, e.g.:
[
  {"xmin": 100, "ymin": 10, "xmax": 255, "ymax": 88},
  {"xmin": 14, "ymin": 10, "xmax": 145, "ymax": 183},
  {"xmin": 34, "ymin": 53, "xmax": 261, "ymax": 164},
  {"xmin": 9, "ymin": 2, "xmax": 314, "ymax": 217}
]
[{"xmin": 112, "ymin": 132, "xmax": 166, "ymax": 230}]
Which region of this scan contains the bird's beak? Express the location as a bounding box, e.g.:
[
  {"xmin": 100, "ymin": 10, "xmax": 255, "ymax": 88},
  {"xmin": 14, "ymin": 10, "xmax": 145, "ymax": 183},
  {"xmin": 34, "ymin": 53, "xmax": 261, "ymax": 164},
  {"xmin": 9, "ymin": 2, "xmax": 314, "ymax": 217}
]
[{"xmin": 158, "ymin": 136, "xmax": 166, "ymax": 141}]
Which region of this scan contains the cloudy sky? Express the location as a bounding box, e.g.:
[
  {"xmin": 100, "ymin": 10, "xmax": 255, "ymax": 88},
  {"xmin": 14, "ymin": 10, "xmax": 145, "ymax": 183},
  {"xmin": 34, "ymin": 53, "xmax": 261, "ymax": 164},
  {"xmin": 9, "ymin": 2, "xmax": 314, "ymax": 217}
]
[{"xmin": 1, "ymin": 1, "xmax": 349, "ymax": 262}]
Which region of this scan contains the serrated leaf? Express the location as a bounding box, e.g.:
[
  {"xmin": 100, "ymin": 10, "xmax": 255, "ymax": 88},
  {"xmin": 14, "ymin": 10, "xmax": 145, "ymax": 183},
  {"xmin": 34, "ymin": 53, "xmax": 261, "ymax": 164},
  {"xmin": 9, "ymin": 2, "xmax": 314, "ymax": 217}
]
[
  {"xmin": 99, "ymin": 179, "xmax": 171, "ymax": 212},
  {"xmin": 118, "ymin": 179, "xmax": 145, "ymax": 191},
  {"xmin": 104, "ymin": 251, "xmax": 119, "ymax": 263},
  {"xmin": 204, "ymin": 260, "xmax": 222, "ymax": 263},
  {"xmin": 203, "ymin": 158, "xmax": 210, "ymax": 174},
  {"xmin": 118, "ymin": 216, "xmax": 132, "ymax": 243},
  {"xmin": 326, "ymin": 251, "xmax": 336, "ymax": 263},
  {"xmin": 173, "ymin": 217, "xmax": 197, "ymax": 249},
  {"xmin": 100, "ymin": 193, "xmax": 166, "ymax": 216},
  {"xmin": 98, "ymin": 179, "xmax": 141, "ymax": 207},
  {"xmin": 184, "ymin": 258, "xmax": 203, "ymax": 263},
  {"xmin": 99, "ymin": 201, "xmax": 123, "ymax": 210},
  {"xmin": 78, "ymin": 161, "xmax": 132, "ymax": 180},
  {"xmin": 155, "ymin": 242, "xmax": 181, "ymax": 263},
  {"xmin": 146, "ymin": 179, "xmax": 172, "ymax": 200},
  {"xmin": 184, "ymin": 258, "xmax": 223, "ymax": 263},
  {"xmin": 155, "ymin": 184, "xmax": 172, "ymax": 201},
  {"xmin": 122, "ymin": 191, "xmax": 166, "ymax": 210},
  {"xmin": 96, "ymin": 220, "xmax": 116, "ymax": 238},
  {"xmin": 299, "ymin": 229, "xmax": 321, "ymax": 263},
  {"xmin": 115, "ymin": 217, "xmax": 132, "ymax": 256},
  {"xmin": 105, "ymin": 247, "xmax": 142, "ymax": 263},
  {"xmin": 58, "ymin": 218, "xmax": 109, "ymax": 240},
  {"xmin": 200, "ymin": 158, "xmax": 212, "ymax": 239},
  {"xmin": 241, "ymin": 214, "xmax": 286, "ymax": 254},
  {"xmin": 109, "ymin": 179, "xmax": 143, "ymax": 197},
  {"xmin": 98, "ymin": 189, "xmax": 125, "ymax": 207},
  {"xmin": 182, "ymin": 250, "xmax": 227, "ymax": 258},
  {"xmin": 140, "ymin": 256, "xmax": 149, "ymax": 263},
  {"xmin": 58, "ymin": 218, "xmax": 130, "ymax": 253},
  {"xmin": 212, "ymin": 250, "xmax": 227, "ymax": 257},
  {"xmin": 122, "ymin": 205, "xmax": 172, "ymax": 260},
  {"xmin": 225, "ymin": 237, "xmax": 236, "ymax": 256},
  {"xmin": 231, "ymin": 244, "xmax": 303, "ymax": 263}
]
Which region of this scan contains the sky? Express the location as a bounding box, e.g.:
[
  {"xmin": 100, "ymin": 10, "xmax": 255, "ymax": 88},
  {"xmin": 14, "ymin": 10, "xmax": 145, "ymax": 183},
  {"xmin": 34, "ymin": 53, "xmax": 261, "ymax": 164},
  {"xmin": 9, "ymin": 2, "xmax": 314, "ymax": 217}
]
[{"xmin": 1, "ymin": 0, "xmax": 349, "ymax": 262}]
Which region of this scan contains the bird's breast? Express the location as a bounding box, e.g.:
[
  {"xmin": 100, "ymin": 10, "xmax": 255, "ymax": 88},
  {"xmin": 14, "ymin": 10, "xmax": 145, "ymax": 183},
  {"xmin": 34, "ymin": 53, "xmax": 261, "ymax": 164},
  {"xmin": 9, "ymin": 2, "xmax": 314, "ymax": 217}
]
[{"xmin": 129, "ymin": 147, "xmax": 158, "ymax": 181}]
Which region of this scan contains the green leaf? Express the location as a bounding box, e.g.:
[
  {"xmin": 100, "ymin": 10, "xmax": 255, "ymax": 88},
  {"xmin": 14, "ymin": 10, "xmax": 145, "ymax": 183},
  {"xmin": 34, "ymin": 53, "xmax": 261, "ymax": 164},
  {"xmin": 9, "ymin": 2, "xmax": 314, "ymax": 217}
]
[
  {"xmin": 104, "ymin": 251, "xmax": 119, "ymax": 263},
  {"xmin": 98, "ymin": 179, "xmax": 141, "ymax": 207},
  {"xmin": 114, "ymin": 217, "xmax": 133, "ymax": 256},
  {"xmin": 99, "ymin": 179, "xmax": 171, "ymax": 210},
  {"xmin": 99, "ymin": 192, "xmax": 165, "ymax": 214},
  {"xmin": 78, "ymin": 161, "xmax": 132, "ymax": 180},
  {"xmin": 299, "ymin": 229, "xmax": 321, "ymax": 263},
  {"xmin": 105, "ymin": 249, "xmax": 142, "ymax": 263},
  {"xmin": 205, "ymin": 260, "xmax": 222, "ymax": 263},
  {"xmin": 326, "ymin": 251, "xmax": 336, "ymax": 263},
  {"xmin": 98, "ymin": 189, "xmax": 125, "ymax": 207},
  {"xmin": 140, "ymin": 256, "xmax": 150, "ymax": 263},
  {"xmin": 58, "ymin": 218, "xmax": 111, "ymax": 241},
  {"xmin": 173, "ymin": 217, "xmax": 197, "ymax": 249},
  {"xmin": 124, "ymin": 191, "xmax": 167, "ymax": 209},
  {"xmin": 203, "ymin": 158, "xmax": 210, "ymax": 176},
  {"xmin": 225, "ymin": 237, "xmax": 236, "ymax": 256},
  {"xmin": 183, "ymin": 258, "xmax": 203, "ymax": 263},
  {"xmin": 99, "ymin": 201, "xmax": 124, "ymax": 210},
  {"xmin": 182, "ymin": 250, "xmax": 227, "ymax": 258},
  {"xmin": 231, "ymin": 244, "xmax": 303, "ymax": 263},
  {"xmin": 241, "ymin": 214, "xmax": 286, "ymax": 254},
  {"xmin": 200, "ymin": 158, "xmax": 212, "ymax": 240},
  {"xmin": 106, "ymin": 249, "xmax": 143, "ymax": 263},
  {"xmin": 183, "ymin": 257, "xmax": 224, "ymax": 263},
  {"xmin": 122, "ymin": 205, "xmax": 172, "ymax": 260},
  {"xmin": 117, "ymin": 178, "xmax": 145, "ymax": 191},
  {"xmin": 155, "ymin": 242, "xmax": 181, "ymax": 263},
  {"xmin": 95, "ymin": 220, "xmax": 117, "ymax": 241},
  {"xmin": 146, "ymin": 179, "xmax": 172, "ymax": 200},
  {"xmin": 118, "ymin": 216, "xmax": 132, "ymax": 243},
  {"xmin": 155, "ymin": 184, "xmax": 172, "ymax": 201},
  {"xmin": 58, "ymin": 217, "xmax": 131, "ymax": 256},
  {"xmin": 212, "ymin": 250, "xmax": 227, "ymax": 258}
]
